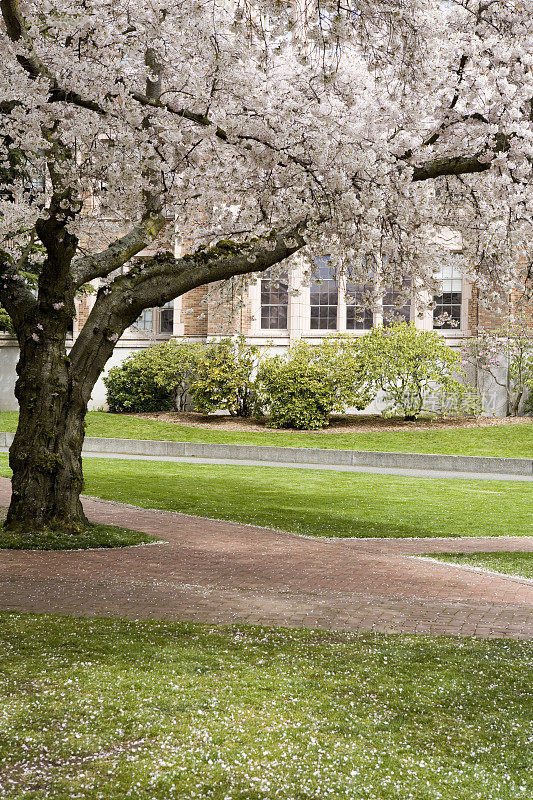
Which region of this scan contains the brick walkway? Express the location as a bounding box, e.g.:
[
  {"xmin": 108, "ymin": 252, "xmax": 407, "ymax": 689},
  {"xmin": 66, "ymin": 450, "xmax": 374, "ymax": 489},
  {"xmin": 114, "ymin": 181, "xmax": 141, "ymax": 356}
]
[{"xmin": 0, "ymin": 477, "xmax": 532, "ymax": 639}]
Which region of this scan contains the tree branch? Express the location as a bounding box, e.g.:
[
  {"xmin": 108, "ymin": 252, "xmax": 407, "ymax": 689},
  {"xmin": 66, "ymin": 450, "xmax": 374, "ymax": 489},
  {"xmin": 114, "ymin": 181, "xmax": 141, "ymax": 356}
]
[
  {"xmin": 0, "ymin": 0, "xmax": 230, "ymax": 135},
  {"xmin": 68, "ymin": 224, "xmax": 306, "ymax": 384},
  {"xmin": 2, "ymin": 0, "xmax": 517, "ymax": 191},
  {"xmin": 411, "ymin": 133, "xmax": 511, "ymax": 181},
  {"xmin": 0, "ymin": 250, "xmax": 38, "ymax": 332},
  {"xmin": 72, "ymin": 213, "xmax": 167, "ymax": 286},
  {"xmin": 141, "ymin": 47, "xmax": 164, "ymax": 216},
  {"xmin": 1, "ymin": 0, "xmax": 104, "ymax": 114},
  {"xmin": 72, "ymin": 49, "xmax": 168, "ymax": 288},
  {"xmin": 412, "ymin": 153, "xmax": 492, "ymax": 181},
  {"xmin": 1, "ymin": 0, "xmax": 54, "ymax": 80}
]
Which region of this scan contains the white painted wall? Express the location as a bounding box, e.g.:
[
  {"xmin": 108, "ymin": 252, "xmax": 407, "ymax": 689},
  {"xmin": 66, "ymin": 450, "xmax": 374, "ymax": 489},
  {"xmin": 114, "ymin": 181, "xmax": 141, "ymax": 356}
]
[
  {"xmin": 88, "ymin": 344, "xmax": 158, "ymax": 409},
  {"xmin": 0, "ymin": 340, "xmax": 19, "ymax": 411},
  {"xmin": 0, "ymin": 339, "xmax": 152, "ymax": 411}
]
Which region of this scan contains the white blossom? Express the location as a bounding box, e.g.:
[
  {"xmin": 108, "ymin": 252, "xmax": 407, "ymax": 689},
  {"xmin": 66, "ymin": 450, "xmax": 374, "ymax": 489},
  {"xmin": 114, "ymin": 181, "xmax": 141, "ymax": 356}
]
[{"xmin": 0, "ymin": 0, "xmax": 531, "ymax": 297}]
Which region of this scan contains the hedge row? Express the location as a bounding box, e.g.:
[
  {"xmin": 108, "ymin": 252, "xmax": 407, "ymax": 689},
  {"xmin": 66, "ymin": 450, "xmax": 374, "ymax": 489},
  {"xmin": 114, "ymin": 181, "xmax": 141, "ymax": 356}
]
[{"xmin": 104, "ymin": 324, "xmax": 475, "ymax": 428}]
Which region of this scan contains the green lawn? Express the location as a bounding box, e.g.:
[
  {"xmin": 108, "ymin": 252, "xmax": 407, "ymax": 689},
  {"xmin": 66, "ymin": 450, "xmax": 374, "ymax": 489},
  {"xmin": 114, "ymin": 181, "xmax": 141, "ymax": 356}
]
[
  {"xmin": 1, "ymin": 454, "xmax": 530, "ymax": 538},
  {"xmin": 0, "ymin": 521, "xmax": 160, "ymax": 550},
  {"xmin": 426, "ymin": 552, "xmax": 533, "ymax": 580},
  {"xmin": 1, "ymin": 410, "xmax": 532, "ymax": 458},
  {"xmin": 0, "ymin": 613, "xmax": 531, "ymax": 800}
]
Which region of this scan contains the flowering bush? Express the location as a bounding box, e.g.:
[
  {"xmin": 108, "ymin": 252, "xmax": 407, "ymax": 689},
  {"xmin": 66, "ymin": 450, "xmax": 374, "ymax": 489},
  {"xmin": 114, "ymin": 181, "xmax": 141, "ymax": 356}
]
[
  {"xmin": 358, "ymin": 322, "xmax": 466, "ymax": 419},
  {"xmin": 190, "ymin": 337, "xmax": 260, "ymax": 417},
  {"xmin": 257, "ymin": 337, "xmax": 372, "ymax": 429}
]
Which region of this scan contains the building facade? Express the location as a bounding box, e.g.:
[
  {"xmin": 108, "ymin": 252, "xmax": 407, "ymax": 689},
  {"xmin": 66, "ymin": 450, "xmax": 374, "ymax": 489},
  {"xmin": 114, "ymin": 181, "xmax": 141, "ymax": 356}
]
[{"xmin": 0, "ymin": 230, "xmax": 525, "ymax": 415}]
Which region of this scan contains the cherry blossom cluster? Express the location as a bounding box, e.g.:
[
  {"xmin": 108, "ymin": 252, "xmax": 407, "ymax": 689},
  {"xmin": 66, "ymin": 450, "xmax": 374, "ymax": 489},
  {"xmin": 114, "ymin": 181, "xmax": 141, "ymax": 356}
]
[{"xmin": 1, "ymin": 0, "xmax": 532, "ymax": 300}]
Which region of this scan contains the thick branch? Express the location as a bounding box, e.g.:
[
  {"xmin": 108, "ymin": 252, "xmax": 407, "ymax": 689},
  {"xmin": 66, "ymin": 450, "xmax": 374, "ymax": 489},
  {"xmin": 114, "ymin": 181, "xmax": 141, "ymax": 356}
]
[
  {"xmin": 68, "ymin": 225, "xmax": 306, "ymax": 386},
  {"xmin": 141, "ymin": 47, "xmax": 164, "ymax": 215},
  {"xmin": 72, "ymin": 213, "xmax": 167, "ymax": 286},
  {"xmin": 412, "ymin": 133, "xmax": 511, "ymax": 181},
  {"xmin": 125, "ymin": 225, "xmax": 306, "ymax": 307},
  {"xmin": 1, "ymin": 0, "xmax": 54, "ymax": 80},
  {"xmin": 412, "ymin": 153, "xmax": 492, "ymax": 181},
  {"xmin": 32, "ymin": 126, "xmax": 81, "ymax": 305},
  {"xmin": 0, "ymin": 252, "xmax": 38, "ymax": 331}
]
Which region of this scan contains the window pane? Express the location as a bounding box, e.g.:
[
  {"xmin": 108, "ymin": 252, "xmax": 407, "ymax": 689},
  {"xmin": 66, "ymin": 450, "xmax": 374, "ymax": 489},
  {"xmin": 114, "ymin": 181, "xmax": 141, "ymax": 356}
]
[
  {"xmin": 135, "ymin": 309, "xmax": 153, "ymax": 330},
  {"xmin": 310, "ymin": 259, "xmax": 338, "ymax": 330},
  {"xmin": 433, "ymin": 264, "xmax": 462, "ymax": 329},
  {"xmin": 383, "ymin": 279, "xmax": 411, "ymax": 326},
  {"xmin": 261, "ymin": 269, "xmax": 288, "ymax": 330},
  {"xmin": 160, "ymin": 301, "xmax": 174, "ymax": 333},
  {"xmin": 346, "ymin": 282, "xmax": 373, "ymax": 330}
]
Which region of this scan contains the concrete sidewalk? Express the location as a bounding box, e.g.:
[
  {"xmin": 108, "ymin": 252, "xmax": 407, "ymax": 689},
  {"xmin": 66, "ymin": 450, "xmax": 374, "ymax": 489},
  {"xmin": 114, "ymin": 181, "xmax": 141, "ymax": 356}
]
[{"xmin": 82, "ymin": 451, "xmax": 533, "ymax": 481}]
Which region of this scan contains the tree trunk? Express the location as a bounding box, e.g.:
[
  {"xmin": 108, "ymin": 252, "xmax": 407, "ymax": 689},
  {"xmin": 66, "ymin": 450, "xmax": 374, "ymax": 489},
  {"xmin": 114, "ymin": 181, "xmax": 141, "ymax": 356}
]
[
  {"xmin": 5, "ymin": 333, "xmax": 88, "ymax": 534},
  {"xmin": 511, "ymin": 390, "xmax": 523, "ymax": 418},
  {"xmin": 1, "ymin": 223, "xmax": 307, "ymax": 535}
]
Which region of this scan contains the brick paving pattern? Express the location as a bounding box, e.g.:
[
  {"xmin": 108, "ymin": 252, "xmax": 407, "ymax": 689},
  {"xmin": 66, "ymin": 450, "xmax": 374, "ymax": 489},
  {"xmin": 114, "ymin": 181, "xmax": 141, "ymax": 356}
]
[{"xmin": 0, "ymin": 478, "xmax": 532, "ymax": 639}]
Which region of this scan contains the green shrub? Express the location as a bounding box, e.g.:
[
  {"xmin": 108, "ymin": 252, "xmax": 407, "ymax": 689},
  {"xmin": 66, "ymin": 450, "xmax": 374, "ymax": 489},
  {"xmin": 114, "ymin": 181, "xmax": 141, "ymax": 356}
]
[
  {"xmin": 316, "ymin": 334, "xmax": 374, "ymax": 409},
  {"xmin": 104, "ymin": 349, "xmax": 174, "ymax": 413},
  {"xmin": 0, "ymin": 306, "xmax": 14, "ymax": 334},
  {"xmin": 358, "ymin": 322, "xmax": 466, "ymax": 420},
  {"xmin": 461, "ymin": 314, "xmax": 533, "ymax": 416},
  {"xmin": 104, "ymin": 340, "xmax": 203, "ymax": 413},
  {"xmin": 431, "ymin": 386, "xmax": 483, "ymax": 418},
  {"xmin": 190, "ymin": 336, "xmax": 260, "ymax": 417},
  {"xmin": 149, "ymin": 340, "xmax": 202, "ymax": 411},
  {"xmin": 258, "ymin": 337, "xmax": 372, "ymax": 429}
]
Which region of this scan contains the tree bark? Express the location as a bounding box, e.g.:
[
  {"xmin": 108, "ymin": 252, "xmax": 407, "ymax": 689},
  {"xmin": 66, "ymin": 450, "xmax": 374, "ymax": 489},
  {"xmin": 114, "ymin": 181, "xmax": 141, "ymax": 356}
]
[
  {"xmin": 5, "ymin": 330, "xmax": 88, "ymax": 534},
  {"xmin": 511, "ymin": 390, "xmax": 523, "ymax": 417}
]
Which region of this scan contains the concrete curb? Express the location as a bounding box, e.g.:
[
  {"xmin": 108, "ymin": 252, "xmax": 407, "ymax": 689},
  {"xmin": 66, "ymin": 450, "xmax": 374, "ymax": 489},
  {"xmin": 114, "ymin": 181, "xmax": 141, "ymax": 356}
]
[{"xmin": 1, "ymin": 431, "xmax": 531, "ymax": 475}]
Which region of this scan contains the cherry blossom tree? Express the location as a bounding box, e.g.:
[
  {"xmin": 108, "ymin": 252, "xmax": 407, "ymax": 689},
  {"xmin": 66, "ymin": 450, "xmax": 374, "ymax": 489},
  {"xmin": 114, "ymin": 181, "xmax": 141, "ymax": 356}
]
[{"xmin": 1, "ymin": 0, "xmax": 532, "ymax": 534}]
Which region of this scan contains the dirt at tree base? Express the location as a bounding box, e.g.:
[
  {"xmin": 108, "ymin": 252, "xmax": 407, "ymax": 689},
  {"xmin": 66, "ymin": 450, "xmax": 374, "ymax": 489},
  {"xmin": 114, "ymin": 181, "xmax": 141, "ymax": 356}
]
[{"xmin": 126, "ymin": 412, "xmax": 532, "ymax": 434}]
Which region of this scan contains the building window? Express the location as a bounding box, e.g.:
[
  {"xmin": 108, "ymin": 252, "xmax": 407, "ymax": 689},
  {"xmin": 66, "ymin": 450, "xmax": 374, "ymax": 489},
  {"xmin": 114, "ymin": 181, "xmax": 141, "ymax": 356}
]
[
  {"xmin": 310, "ymin": 259, "xmax": 338, "ymax": 329},
  {"xmin": 134, "ymin": 304, "xmax": 175, "ymax": 335},
  {"xmin": 135, "ymin": 308, "xmax": 153, "ymax": 331},
  {"xmin": 261, "ymin": 269, "xmax": 288, "ymax": 329},
  {"xmin": 383, "ymin": 280, "xmax": 412, "ymax": 326},
  {"xmin": 160, "ymin": 301, "xmax": 174, "ymax": 333},
  {"xmin": 433, "ymin": 265, "xmax": 462, "ymax": 329},
  {"xmin": 346, "ymin": 282, "xmax": 373, "ymax": 330}
]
